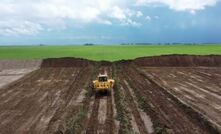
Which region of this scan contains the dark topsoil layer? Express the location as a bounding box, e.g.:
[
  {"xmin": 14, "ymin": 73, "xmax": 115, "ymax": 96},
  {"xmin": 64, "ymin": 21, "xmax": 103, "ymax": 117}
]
[{"xmin": 41, "ymin": 55, "xmax": 221, "ymax": 68}]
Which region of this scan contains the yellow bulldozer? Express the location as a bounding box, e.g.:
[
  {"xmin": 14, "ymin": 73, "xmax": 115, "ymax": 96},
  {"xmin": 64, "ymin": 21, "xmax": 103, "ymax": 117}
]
[{"xmin": 92, "ymin": 73, "xmax": 114, "ymax": 94}]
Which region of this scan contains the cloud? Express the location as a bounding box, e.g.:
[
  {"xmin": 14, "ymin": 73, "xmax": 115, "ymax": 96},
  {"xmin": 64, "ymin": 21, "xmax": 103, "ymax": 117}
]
[
  {"xmin": 154, "ymin": 16, "xmax": 159, "ymax": 19},
  {"xmin": 110, "ymin": 6, "xmax": 142, "ymax": 26},
  {"xmin": 145, "ymin": 16, "xmax": 152, "ymax": 21},
  {"xmin": 110, "ymin": 6, "xmax": 127, "ymax": 20},
  {"xmin": 121, "ymin": 19, "xmax": 141, "ymax": 27},
  {"xmin": 136, "ymin": 11, "xmax": 143, "ymax": 17},
  {"xmin": 0, "ymin": 0, "xmax": 142, "ymax": 35},
  {"xmin": 136, "ymin": 0, "xmax": 219, "ymax": 13},
  {"xmin": 0, "ymin": 0, "xmax": 219, "ymax": 36},
  {"xmin": 0, "ymin": 20, "xmax": 43, "ymax": 36}
]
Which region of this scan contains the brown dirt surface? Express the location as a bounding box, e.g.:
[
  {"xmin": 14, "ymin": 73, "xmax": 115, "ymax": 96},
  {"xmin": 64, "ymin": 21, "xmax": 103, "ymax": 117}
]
[
  {"xmin": 133, "ymin": 55, "xmax": 221, "ymax": 67},
  {"xmin": 0, "ymin": 60, "xmax": 42, "ymax": 69},
  {"xmin": 40, "ymin": 57, "xmax": 94, "ymax": 68},
  {"xmin": 0, "ymin": 68, "xmax": 37, "ymax": 88},
  {"xmin": 0, "ymin": 60, "xmax": 42, "ymax": 90},
  {"xmin": 0, "ymin": 55, "xmax": 221, "ymax": 134},
  {"xmin": 141, "ymin": 67, "xmax": 221, "ymax": 132}
]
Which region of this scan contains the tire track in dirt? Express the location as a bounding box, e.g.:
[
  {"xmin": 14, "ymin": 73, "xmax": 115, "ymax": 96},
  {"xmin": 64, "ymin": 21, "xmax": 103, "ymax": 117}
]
[
  {"xmin": 85, "ymin": 66, "xmax": 106, "ymax": 134},
  {"xmin": 99, "ymin": 97, "xmax": 108, "ymax": 133},
  {"xmin": 124, "ymin": 80, "xmax": 154, "ymax": 134},
  {"xmin": 47, "ymin": 66, "xmax": 94, "ymax": 134},
  {"xmin": 86, "ymin": 65, "xmax": 116, "ymax": 134},
  {"xmin": 40, "ymin": 68, "xmax": 80, "ymax": 134},
  {"xmin": 0, "ymin": 68, "xmax": 55, "ymax": 133},
  {"xmin": 103, "ymin": 66, "xmax": 115, "ymax": 134},
  {"xmin": 142, "ymin": 67, "xmax": 221, "ymax": 133},
  {"xmin": 0, "ymin": 66, "xmax": 92, "ymax": 134},
  {"xmin": 13, "ymin": 68, "xmax": 72, "ymax": 134},
  {"xmin": 112, "ymin": 64, "xmax": 137, "ymax": 134},
  {"xmin": 19, "ymin": 69, "xmax": 64, "ymax": 133},
  {"xmin": 104, "ymin": 92, "xmax": 115, "ymax": 134},
  {"xmin": 117, "ymin": 65, "xmax": 152, "ymax": 134},
  {"xmin": 63, "ymin": 64, "xmax": 99, "ymax": 134},
  {"xmin": 86, "ymin": 94, "xmax": 100, "ymax": 134},
  {"xmin": 121, "ymin": 80, "xmax": 150, "ymax": 134},
  {"xmin": 122, "ymin": 65, "xmax": 215, "ymax": 134}
]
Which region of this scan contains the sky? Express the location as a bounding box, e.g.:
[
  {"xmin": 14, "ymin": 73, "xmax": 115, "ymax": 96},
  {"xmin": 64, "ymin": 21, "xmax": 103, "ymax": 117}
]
[{"xmin": 0, "ymin": 0, "xmax": 221, "ymax": 45}]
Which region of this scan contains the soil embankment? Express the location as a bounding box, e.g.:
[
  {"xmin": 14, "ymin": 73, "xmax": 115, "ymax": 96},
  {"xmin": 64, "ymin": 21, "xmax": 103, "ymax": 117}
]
[{"xmin": 133, "ymin": 55, "xmax": 221, "ymax": 67}]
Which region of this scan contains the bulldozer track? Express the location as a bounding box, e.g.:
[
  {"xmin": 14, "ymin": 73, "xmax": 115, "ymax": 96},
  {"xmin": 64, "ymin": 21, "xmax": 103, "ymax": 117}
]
[
  {"xmin": 104, "ymin": 67, "xmax": 115, "ymax": 134},
  {"xmin": 104, "ymin": 92, "xmax": 115, "ymax": 134},
  {"xmin": 86, "ymin": 95, "xmax": 100, "ymax": 134},
  {"xmin": 121, "ymin": 65, "xmax": 217, "ymax": 134},
  {"xmin": 119, "ymin": 78, "xmax": 149, "ymax": 134},
  {"xmin": 86, "ymin": 66, "xmax": 116, "ymax": 134},
  {"xmin": 0, "ymin": 66, "xmax": 95, "ymax": 134},
  {"xmin": 142, "ymin": 67, "xmax": 221, "ymax": 133}
]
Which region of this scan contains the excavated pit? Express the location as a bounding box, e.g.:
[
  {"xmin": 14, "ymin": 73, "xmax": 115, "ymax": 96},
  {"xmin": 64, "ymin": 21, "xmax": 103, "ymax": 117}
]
[{"xmin": 0, "ymin": 55, "xmax": 221, "ymax": 134}]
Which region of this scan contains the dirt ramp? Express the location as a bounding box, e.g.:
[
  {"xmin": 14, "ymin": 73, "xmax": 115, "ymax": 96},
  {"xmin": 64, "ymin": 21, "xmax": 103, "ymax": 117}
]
[
  {"xmin": 40, "ymin": 57, "xmax": 94, "ymax": 68},
  {"xmin": 133, "ymin": 55, "xmax": 221, "ymax": 67}
]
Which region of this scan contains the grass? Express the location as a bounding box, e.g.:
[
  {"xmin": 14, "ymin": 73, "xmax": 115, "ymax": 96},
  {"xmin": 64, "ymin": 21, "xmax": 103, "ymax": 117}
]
[{"xmin": 0, "ymin": 45, "xmax": 220, "ymax": 61}]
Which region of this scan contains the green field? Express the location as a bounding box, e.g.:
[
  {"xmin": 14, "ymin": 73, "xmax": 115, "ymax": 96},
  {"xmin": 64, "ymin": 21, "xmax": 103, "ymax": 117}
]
[{"xmin": 0, "ymin": 45, "xmax": 220, "ymax": 61}]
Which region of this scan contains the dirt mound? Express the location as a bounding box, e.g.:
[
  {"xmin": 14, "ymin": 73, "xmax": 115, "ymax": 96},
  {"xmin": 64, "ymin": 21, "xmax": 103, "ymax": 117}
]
[
  {"xmin": 40, "ymin": 57, "xmax": 94, "ymax": 67},
  {"xmin": 133, "ymin": 55, "xmax": 221, "ymax": 67},
  {"xmin": 40, "ymin": 55, "xmax": 221, "ymax": 68}
]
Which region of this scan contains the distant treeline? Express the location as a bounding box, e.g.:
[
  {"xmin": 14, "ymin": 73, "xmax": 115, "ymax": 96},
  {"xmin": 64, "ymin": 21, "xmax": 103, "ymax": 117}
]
[
  {"xmin": 120, "ymin": 43, "xmax": 218, "ymax": 45},
  {"xmin": 84, "ymin": 43, "xmax": 95, "ymax": 46},
  {"xmin": 36, "ymin": 43, "xmax": 220, "ymax": 46}
]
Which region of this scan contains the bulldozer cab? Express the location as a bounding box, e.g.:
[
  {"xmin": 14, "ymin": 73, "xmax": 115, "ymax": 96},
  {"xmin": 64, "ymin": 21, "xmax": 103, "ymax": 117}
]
[{"xmin": 98, "ymin": 75, "xmax": 108, "ymax": 82}]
